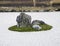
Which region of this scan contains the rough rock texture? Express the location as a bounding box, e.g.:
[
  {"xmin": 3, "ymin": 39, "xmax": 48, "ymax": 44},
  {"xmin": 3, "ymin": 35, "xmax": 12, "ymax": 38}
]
[
  {"xmin": 32, "ymin": 20, "xmax": 45, "ymax": 25},
  {"xmin": 16, "ymin": 12, "xmax": 31, "ymax": 27}
]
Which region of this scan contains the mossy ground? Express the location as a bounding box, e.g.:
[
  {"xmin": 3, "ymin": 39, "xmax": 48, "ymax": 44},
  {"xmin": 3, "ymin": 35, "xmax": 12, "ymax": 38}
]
[{"xmin": 8, "ymin": 24, "xmax": 52, "ymax": 32}]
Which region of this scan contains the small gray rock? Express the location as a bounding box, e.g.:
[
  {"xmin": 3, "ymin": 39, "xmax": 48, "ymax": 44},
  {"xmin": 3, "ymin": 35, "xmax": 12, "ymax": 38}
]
[
  {"xmin": 32, "ymin": 25, "xmax": 41, "ymax": 30},
  {"xmin": 32, "ymin": 20, "xmax": 45, "ymax": 25}
]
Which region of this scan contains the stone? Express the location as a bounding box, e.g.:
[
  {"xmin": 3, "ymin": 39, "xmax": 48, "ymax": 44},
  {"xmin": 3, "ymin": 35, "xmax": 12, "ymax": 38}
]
[
  {"xmin": 16, "ymin": 12, "xmax": 31, "ymax": 27},
  {"xmin": 32, "ymin": 25, "xmax": 41, "ymax": 30},
  {"xmin": 32, "ymin": 20, "xmax": 45, "ymax": 25}
]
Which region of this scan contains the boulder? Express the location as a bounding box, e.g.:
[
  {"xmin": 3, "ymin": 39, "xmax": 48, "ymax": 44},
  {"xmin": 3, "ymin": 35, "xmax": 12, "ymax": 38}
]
[
  {"xmin": 16, "ymin": 12, "xmax": 31, "ymax": 27},
  {"xmin": 32, "ymin": 20, "xmax": 45, "ymax": 25}
]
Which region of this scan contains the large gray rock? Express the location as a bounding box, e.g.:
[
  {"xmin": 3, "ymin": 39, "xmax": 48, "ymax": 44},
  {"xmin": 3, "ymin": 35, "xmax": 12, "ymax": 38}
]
[{"xmin": 16, "ymin": 12, "xmax": 31, "ymax": 27}]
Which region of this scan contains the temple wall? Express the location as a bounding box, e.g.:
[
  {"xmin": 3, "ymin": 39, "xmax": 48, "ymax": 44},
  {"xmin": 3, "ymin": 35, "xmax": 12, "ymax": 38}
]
[
  {"xmin": 53, "ymin": 0, "xmax": 60, "ymax": 3},
  {"xmin": 0, "ymin": 0, "xmax": 60, "ymax": 7}
]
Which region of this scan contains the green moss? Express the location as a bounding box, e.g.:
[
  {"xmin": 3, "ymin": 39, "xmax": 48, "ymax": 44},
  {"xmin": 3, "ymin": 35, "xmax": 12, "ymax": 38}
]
[
  {"xmin": 8, "ymin": 24, "xmax": 52, "ymax": 32},
  {"xmin": 39, "ymin": 24, "xmax": 52, "ymax": 30}
]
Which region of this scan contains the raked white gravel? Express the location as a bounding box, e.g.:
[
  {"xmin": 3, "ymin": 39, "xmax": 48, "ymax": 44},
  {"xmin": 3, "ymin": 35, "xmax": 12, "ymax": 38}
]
[{"xmin": 0, "ymin": 12, "xmax": 60, "ymax": 46}]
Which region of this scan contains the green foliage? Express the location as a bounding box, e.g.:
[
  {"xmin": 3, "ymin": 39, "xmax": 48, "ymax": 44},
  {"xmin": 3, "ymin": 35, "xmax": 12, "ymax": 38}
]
[{"xmin": 8, "ymin": 24, "xmax": 52, "ymax": 32}]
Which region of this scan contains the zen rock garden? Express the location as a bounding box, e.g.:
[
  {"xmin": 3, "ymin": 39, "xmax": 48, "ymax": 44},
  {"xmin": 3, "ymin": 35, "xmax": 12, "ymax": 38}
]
[{"xmin": 8, "ymin": 13, "xmax": 52, "ymax": 32}]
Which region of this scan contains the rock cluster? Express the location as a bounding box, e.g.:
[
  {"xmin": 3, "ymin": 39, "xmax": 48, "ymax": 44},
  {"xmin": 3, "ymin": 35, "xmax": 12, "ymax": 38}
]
[{"xmin": 16, "ymin": 13, "xmax": 45, "ymax": 30}]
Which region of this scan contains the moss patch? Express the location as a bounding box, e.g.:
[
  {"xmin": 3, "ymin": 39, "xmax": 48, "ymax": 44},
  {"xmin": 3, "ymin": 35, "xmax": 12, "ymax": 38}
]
[{"xmin": 8, "ymin": 24, "xmax": 52, "ymax": 32}]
